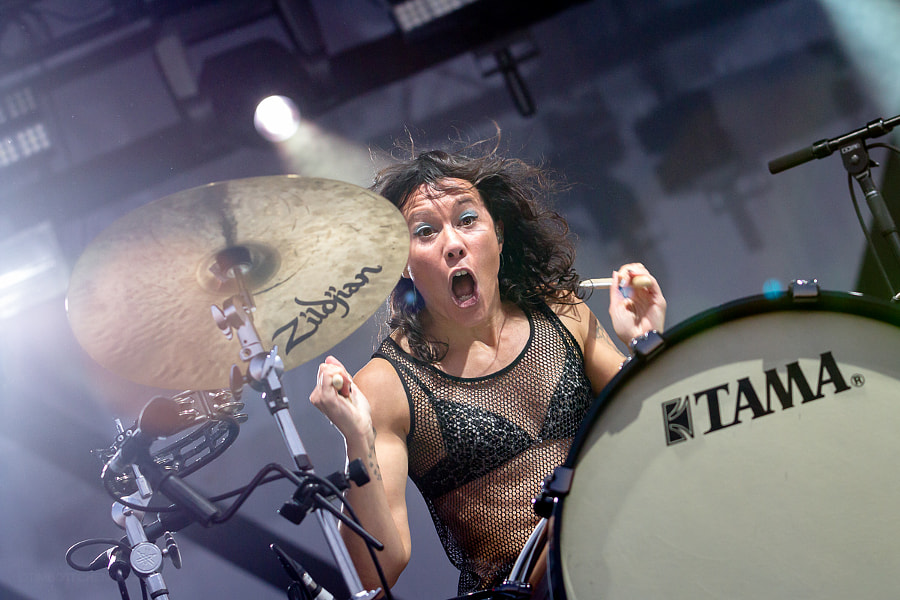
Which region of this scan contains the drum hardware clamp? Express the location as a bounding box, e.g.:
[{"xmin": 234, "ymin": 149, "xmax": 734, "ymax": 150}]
[
  {"xmin": 628, "ymin": 330, "xmax": 665, "ymax": 362},
  {"xmin": 279, "ymin": 458, "xmax": 371, "ymax": 525},
  {"xmin": 789, "ymin": 279, "xmax": 820, "ymax": 301},
  {"xmin": 533, "ymin": 466, "xmax": 574, "ymax": 519}
]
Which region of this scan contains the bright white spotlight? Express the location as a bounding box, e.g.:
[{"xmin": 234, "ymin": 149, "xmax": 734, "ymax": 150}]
[
  {"xmin": 0, "ymin": 221, "xmax": 68, "ymax": 320},
  {"xmin": 253, "ymin": 95, "xmax": 300, "ymax": 142}
]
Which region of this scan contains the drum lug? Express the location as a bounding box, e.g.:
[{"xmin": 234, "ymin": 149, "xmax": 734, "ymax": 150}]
[
  {"xmin": 790, "ymin": 278, "xmax": 820, "ymax": 301},
  {"xmin": 533, "ymin": 466, "xmax": 574, "ymax": 518},
  {"xmin": 629, "ymin": 330, "xmax": 665, "ymax": 360},
  {"xmin": 493, "ymin": 581, "xmax": 533, "ymax": 598}
]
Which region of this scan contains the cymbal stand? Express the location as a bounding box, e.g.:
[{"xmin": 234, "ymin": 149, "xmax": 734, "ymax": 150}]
[
  {"xmin": 109, "ymin": 459, "xmax": 179, "ymax": 600},
  {"xmin": 211, "ymin": 254, "xmax": 379, "ymax": 600}
]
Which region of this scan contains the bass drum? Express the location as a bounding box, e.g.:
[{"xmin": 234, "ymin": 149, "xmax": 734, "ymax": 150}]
[{"xmin": 549, "ymin": 289, "xmax": 900, "ymax": 600}]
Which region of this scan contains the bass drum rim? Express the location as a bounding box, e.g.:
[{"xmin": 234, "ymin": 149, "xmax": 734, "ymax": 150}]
[{"xmin": 547, "ymin": 289, "xmax": 900, "ymax": 600}]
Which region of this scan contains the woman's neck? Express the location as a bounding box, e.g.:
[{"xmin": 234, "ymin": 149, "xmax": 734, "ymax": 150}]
[{"xmin": 425, "ymin": 301, "xmax": 528, "ymax": 377}]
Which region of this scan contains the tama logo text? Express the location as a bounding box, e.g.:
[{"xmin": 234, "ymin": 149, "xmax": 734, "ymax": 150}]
[{"xmin": 662, "ymin": 351, "xmax": 856, "ymax": 446}]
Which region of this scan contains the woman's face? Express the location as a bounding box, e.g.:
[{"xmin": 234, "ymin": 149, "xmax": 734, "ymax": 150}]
[{"xmin": 401, "ymin": 178, "xmax": 503, "ymax": 326}]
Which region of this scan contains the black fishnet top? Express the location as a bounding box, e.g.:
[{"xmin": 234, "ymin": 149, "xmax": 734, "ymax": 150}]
[{"xmin": 373, "ymin": 301, "xmax": 593, "ymax": 595}]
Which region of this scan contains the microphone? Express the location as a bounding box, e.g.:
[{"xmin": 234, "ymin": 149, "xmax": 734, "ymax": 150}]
[
  {"xmin": 106, "ymin": 396, "xmax": 186, "ymax": 474},
  {"xmin": 142, "ymin": 506, "xmax": 197, "ymax": 542},
  {"xmin": 271, "ymin": 544, "xmax": 335, "ymax": 600},
  {"xmin": 148, "ymin": 468, "xmax": 220, "ymax": 526},
  {"xmin": 767, "ymin": 115, "xmax": 900, "ymax": 174},
  {"xmin": 106, "ymin": 396, "xmax": 221, "ymax": 527}
]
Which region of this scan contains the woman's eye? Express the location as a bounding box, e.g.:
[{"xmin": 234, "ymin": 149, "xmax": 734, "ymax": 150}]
[
  {"xmin": 413, "ymin": 224, "xmax": 435, "ymax": 237},
  {"xmin": 459, "ymin": 212, "xmax": 477, "ymax": 226}
]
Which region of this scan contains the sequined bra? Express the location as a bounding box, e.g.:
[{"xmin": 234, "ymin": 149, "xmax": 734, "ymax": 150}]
[{"xmin": 373, "ymin": 301, "xmax": 593, "ymax": 595}]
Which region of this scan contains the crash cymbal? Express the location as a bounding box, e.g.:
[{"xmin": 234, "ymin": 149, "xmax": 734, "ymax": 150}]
[{"xmin": 67, "ymin": 176, "xmax": 409, "ymax": 390}]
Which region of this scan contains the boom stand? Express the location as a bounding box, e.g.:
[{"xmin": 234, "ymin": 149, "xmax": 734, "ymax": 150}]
[
  {"xmin": 211, "ymin": 261, "xmax": 379, "ymax": 600},
  {"xmin": 110, "ymin": 462, "xmax": 176, "ymax": 600},
  {"xmin": 840, "ymin": 139, "xmax": 900, "ymax": 295},
  {"xmin": 768, "ymin": 115, "xmax": 900, "ymax": 298}
]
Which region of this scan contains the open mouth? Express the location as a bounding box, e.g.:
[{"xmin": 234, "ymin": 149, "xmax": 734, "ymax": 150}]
[{"xmin": 451, "ymin": 269, "xmax": 477, "ymax": 306}]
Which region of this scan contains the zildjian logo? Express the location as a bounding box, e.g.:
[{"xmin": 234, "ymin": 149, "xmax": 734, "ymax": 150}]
[
  {"xmin": 662, "ymin": 351, "xmax": 858, "ymax": 446},
  {"xmin": 273, "ymin": 265, "xmax": 383, "ymax": 355}
]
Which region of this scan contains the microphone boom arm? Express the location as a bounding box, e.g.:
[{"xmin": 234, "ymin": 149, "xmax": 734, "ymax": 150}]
[{"xmin": 768, "ymin": 115, "xmax": 900, "ymax": 174}]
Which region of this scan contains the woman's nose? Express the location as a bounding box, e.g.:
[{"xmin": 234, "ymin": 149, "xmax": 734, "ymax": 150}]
[
  {"xmin": 446, "ymin": 244, "xmax": 465, "ymax": 259},
  {"xmin": 443, "ymin": 230, "xmax": 465, "ymax": 259}
]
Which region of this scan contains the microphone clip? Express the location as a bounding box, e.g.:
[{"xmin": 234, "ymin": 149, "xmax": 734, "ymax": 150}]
[{"xmin": 278, "ymin": 459, "xmax": 370, "ymax": 525}]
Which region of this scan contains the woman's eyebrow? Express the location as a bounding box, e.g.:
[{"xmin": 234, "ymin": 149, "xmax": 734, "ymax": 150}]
[{"xmin": 406, "ymin": 197, "xmax": 476, "ymax": 222}]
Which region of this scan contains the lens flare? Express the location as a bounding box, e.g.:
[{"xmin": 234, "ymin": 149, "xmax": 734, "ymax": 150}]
[{"xmin": 762, "ymin": 278, "xmax": 784, "ymax": 299}]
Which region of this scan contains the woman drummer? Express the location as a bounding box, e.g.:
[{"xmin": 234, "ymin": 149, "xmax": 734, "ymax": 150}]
[{"xmin": 309, "ymin": 145, "xmax": 667, "ymax": 597}]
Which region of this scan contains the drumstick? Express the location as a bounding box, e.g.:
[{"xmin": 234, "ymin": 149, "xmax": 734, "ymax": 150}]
[
  {"xmin": 579, "ymin": 274, "xmax": 653, "ymax": 289},
  {"xmin": 332, "ymin": 374, "xmax": 344, "ymax": 390}
]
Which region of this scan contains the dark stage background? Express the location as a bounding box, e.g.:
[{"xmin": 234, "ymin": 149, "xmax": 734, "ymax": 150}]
[{"xmin": 1, "ymin": 1, "xmax": 898, "ymax": 599}]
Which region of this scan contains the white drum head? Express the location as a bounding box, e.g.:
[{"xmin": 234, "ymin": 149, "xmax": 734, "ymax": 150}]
[{"xmin": 552, "ymin": 292, "xmax": 900, "ymax": 599}]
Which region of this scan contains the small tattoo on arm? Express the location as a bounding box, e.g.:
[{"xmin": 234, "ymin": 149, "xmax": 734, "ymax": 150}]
[
  {"xmin": 367, "ymin": 440, "xmax": 382, "ymax": 482},
  {"xmin": 593, "ymin": 316, "xmax": 617, "ymax": 351}
]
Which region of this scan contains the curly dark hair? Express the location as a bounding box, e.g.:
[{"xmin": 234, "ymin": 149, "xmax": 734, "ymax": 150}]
[{"xmin": 373, "ymin": 145, "xmax": 582, "ymax": 363}]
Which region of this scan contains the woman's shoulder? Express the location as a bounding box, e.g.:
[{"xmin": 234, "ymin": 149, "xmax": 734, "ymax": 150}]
[
  {"xmin": 355, "ymin": 352, "xmax": 404, "ymax": 392},
  {"xmin": 354, "ymin": 355, "xmax": 410, "ymax": 433},
  {"xmin": 545, "ymin": 290, "xmax": 590, "ymax": 318},
  {"xmin": 544, "ymin": 291, "xmax": 593, "ymax": 343}
]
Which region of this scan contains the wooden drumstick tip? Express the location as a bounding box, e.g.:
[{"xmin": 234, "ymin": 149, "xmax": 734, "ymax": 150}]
[
  {"xmin": 331, "ymin": 374, "xmax": 344, "ymax": 391},
  {"xmin": 631, "ymin": 274, "xmax": 653, "ymax": 288}
]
